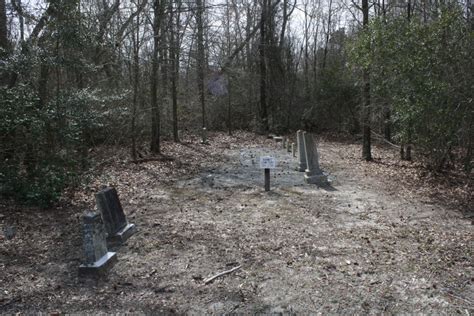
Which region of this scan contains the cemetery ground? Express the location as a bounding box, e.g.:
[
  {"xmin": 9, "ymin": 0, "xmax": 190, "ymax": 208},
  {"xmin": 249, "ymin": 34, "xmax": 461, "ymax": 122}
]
[{"xmin": 1, "ymin": 131, "xmax": 473, "ymax": 314}]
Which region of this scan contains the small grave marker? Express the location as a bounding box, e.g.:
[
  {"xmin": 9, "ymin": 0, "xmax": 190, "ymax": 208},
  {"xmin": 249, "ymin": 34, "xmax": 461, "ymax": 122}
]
[
  {"xmin": 273, "ymin": 136, "xmax": 283, "ymax": 143},
  {"xmin": 259, "ymin": 156, "xmax": 276, "ymax": 191},
  {"xmin": 79, "ymin": 212, "xmax": 117, "ymax": 277}
]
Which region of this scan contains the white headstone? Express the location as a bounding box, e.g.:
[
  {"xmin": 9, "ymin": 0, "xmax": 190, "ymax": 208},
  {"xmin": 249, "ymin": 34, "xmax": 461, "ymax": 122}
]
[
  {"xmin": 303, "ymin": 132, "xmax": 328, "ymax": 185},
  {"xmin": 297, "ymin": 130, "xmax": 307, "ymax": 172}
]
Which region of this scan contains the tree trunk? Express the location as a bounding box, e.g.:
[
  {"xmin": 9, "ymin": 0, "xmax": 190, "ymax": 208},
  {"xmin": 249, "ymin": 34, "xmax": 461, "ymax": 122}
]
[
  {"xmin": 303, "ymin": 1, "xmax": 310, "ymax": 100},
  {"xmin": 131, "ymin": 1, "xmax": 141, "ymax": 161},
  {"xmin": 170, "ymin": 1, "xmax": 180, "ymax": 142},
  {"xmin": 0, "ymin": 0, "xmax": 9, "ymax": 86},
  {"xmin": 383, "ymin": 106, "xmax": 391, "ymax": 142},
  {"xmin": 322, "ymin": 0, "xmax": 333, "ymax": 71},
  {"xmin": 11, "ymin": 0, "xmax": 24, "ymax": 42},
  {"xmin": 362, "ymin": 0, "xmax": 372, "ymax": 161},
  {"xmin": 150, "ymin": 0, "xmax": 161, "ymax": 154},
  {"xmin": 258, "ymin": 0, "xmax": 268, "ymax": 134},
  {"xmin": 0, "ymin": 0, "xmax": 7, "ymax": 52},
  {"xmin": 226, "ymin": 0, "xmax": 232, "ymax": 136},
  {"xmin": 196, "ymin": 0, "xmax": 206, "ymax": 136}
]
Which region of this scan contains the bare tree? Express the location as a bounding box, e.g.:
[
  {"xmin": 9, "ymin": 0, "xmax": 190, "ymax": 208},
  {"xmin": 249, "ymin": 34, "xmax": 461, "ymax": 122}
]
[
  {"xmin": 361, "ymin": 0, "xmax": 372, "ymax": 161},
  {"xmin": 169, "ymin": 0, "xmax": 181, "ymax": 142},
  {"xmin": 0, "ymin": 0, "xmax": 8, "ymax": 52},
  {"xmin": 196, "ymin": 0, "xmax": 207, "ymax": 142},
  {"xmin": 130, "ymin": 0, "xmax": 143, "ymax": 160},
  {"xmin": 258, "ymin": 0, "xmax": 269, "ymax": 134},
  {"xmin": 150, "ymin": 0, "xmax": 164, "ymax": 153}
]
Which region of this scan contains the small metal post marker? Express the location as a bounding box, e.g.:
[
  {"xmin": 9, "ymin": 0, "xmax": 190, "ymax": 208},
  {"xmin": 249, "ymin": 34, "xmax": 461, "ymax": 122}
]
[
  {"xmin": 264, "ymin": 168, "xmax": 270, "ymax": 191},
  {"xmin": 260, "ymin": 156, "xmax": 276, "ymax": 192}
]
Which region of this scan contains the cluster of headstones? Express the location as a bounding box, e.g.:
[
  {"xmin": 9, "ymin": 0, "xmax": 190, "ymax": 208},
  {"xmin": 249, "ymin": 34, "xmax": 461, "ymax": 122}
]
[
  {"xmin": 275, "ymin": 130, "xmax": 328, "ymax": 185},
  {"xmin": 79, "ymin": 187, "xmax": 136, "ymax": 278}
]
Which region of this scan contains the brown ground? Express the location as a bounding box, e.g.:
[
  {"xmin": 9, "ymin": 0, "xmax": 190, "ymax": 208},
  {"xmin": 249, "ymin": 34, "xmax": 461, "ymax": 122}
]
[{"xmin": 1, "ymin": 131, "xmax": 473, "ymax": 314}]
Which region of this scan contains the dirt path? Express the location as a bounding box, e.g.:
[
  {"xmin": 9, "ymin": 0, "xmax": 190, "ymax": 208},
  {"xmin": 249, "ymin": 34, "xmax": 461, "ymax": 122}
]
[{"xmin": 1, "ymin": 134, "xmax": 472, "ymax": 314}]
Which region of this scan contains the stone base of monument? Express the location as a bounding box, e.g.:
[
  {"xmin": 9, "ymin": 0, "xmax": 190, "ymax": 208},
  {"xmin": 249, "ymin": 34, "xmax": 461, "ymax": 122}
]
[
  {"xmin": 106, "ymin": 223, "xmax": 137, "ymax": 247},
  {"xmin": 79, "ymin": 252, "xmax": 117, "ymax": 277},
  {"xmin": 304, "ymin": 172, "xmax": 328, "ymax": 185}
]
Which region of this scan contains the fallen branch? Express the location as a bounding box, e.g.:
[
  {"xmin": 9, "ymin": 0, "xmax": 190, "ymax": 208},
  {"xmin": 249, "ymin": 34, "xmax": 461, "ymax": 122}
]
[
  {"xmin": 203, "ymin": 265, "xmax": 241, "ymax": 285},
  {"xmin": 371, "ymin": 131, "xmax": 401, "ymax": 149},
  {"xmin": 131, "ymin": 155, "xmax": 175, "ymax": 164}
]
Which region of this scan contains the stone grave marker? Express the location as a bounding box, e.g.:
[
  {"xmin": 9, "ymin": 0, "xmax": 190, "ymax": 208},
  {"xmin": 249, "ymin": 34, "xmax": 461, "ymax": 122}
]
[
  {"xmin": 79, "ymin": 212, "xmax": 117, "ymax": 277},
  {"xmin": 291, "ymin": 143, "xmax": 296, "ymax": 157},
  {"xmin": 273, "ymin": 136, "xmax": 283, "ymax": 143},
  {"xmin": 296, "ymin": 130, "xmax": 307, "ymax": 171},
  {"xmin": 95, "ymin": 187, "xmax": 137, "ymax": 247},
  {"xmin": 303, "ymin": 132, "xmax": 328, "ymax": 185}
]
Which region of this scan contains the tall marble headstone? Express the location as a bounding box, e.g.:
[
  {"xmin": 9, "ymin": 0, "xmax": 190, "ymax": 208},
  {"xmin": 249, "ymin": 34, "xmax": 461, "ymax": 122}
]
[
  {"xmin": 95, "ymin": 187, "xmax": 136, "ymax": 247},
  {"xmin": 303, "ymin": 132, "xmax": 328, "ymax": 185},
  {"xmin": 79, "ymin": 212, "xmax": 117, "ymax": 277},
  {"xmin": 296, "ymin": 130, "xmax": 307, "ymax": 172}
]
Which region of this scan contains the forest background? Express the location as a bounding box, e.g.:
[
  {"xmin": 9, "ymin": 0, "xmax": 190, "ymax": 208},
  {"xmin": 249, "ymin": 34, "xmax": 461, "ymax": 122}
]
[{"xmin": 0, "ymin": 0, "xmax": 472, "ymax": 206}]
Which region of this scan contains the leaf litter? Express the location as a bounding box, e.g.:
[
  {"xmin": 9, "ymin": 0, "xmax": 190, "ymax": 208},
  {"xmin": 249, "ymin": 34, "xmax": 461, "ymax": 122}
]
[{"xmin": 0, "ymin": 131, "xmax": 472, "ymax": 314}]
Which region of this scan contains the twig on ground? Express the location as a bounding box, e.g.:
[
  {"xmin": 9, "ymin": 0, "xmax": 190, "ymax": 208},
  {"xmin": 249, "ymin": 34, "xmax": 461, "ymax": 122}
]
[
  {"xmin": 371, "ymin": 131, "xmax": 401, "ymax": 149},
  {"xmin": 131, "ymin": 155, "xmax": 175, "ymax": 164},
  {"xmin": 440, "ymin": 288, "xmax": 474, "ymax": 306},
  {"xmin": 203, "ymin": 265, "xmax": 242, "ymax": 284}
]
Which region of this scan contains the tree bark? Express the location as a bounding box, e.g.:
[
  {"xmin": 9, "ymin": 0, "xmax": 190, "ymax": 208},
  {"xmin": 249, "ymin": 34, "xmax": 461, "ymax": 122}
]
[
  {"xmin": 362, "ymin": 0, "xmax": 372, "ymax": 161},
  {"xmin": 130, "ymin": 0, "xmax": 141, "ymax": 160},
  {"xmin": 225, "ymin": 0, "xmax": 232, "ymax": 136},
  {"xmin": 170, "ymin": 0, "xmax": 180, "ymax": 142},
  {"xmin": 0, "ymin": 0, "xmax": 7, "ymax": 52},
  {"xmin": 150, "ymin": 0, "xmax": 162, "ymax": 154},
  {"xmin": 196, "ymin": 0, "xmax": 206, "ymax": 135},
  {"xmin": 322, "ymin": 0, "xmax": 333, "ymax": 71},
  {"xmin": 383, "ymin": 106, "xmax": 391, "ymax": 142},
  {"xmin": 0, "ymin": 0, "xmax": 9, "ymax": 87},
  {"xmin": 11, "ymin": 0, "xmax": 24, "ymax": 42},
  {"xmin": 258, "ymin": 0, "xmax": 269, "ymax": 134}
]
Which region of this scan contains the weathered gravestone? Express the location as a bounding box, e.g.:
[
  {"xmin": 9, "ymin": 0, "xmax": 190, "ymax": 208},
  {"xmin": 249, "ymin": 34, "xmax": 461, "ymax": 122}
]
[
  {"xmin": 296, "ymin": 130, "xmax": 307, "ymax": 172},
  {"xmin": 291, "ymin": 143, "xmax": 296, "ymax": 157},
  {"xmin": 303, "ymin": 132, "xmax": 328, "ymax": 185},
  {"xmin": 79, "ymin": 212, "xmax": 117, "ymax": 277},
  {"xmin": 273, "ymin": 136, "xmax": 283, "ymax": 143},
  {"xmin": 282, "ymin": 137, "xmax": 287, "ymax": 149},
  {"xmin": 286, "ymin": 140, "xmax": 291, "ymax": 153},
  {"xmin": 95, "ymin": 187, "xmax": 136, "ymax": 247}
]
